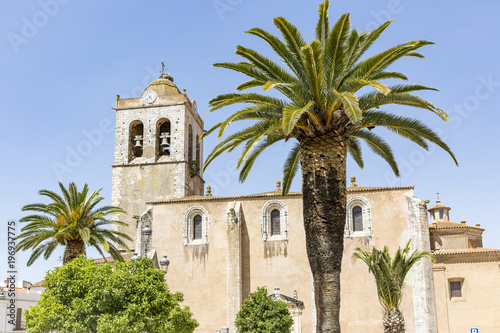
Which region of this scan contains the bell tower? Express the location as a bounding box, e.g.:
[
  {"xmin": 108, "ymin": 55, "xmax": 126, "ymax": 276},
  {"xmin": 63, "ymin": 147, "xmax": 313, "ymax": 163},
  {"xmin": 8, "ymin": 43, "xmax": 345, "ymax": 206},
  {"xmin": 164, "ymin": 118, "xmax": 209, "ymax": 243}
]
[{"xmin": 111, "ymin": 73, "xmax": 205, "ymax": 250}]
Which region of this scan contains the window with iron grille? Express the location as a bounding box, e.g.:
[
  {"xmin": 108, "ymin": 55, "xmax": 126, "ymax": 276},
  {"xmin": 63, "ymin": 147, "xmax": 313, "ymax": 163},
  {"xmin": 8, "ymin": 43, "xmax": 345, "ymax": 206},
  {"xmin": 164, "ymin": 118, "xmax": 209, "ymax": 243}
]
[
  {"xmin": 271, "ymin": 209, "xmax": 281, "ymax": 236},
  {"xmin": 193, "ymin": 215, "xmax": 202, "ymax": 240},
  {"xmin": 353, "ymin": 206, "xmax": 363, "ymax": 232},
  {"xmin": 450, "ymin": 281, "xmax": 462, "ymax": 298}
]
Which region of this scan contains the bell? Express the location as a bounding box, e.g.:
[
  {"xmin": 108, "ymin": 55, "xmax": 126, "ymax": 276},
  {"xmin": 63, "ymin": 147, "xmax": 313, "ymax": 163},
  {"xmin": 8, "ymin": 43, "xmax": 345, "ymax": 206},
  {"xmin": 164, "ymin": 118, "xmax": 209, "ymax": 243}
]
[
  {"xmin": 133, "ymin": 135, "xmax": 143, "ymax": 157},
  {"xmin": 160, "ymin": 136, "xmax": 169, "ymax": 148},
  {"xmin": 133, "ymin": 146, "xmax": 142, "ymax": 157},
  {"xmin": 134, "ymin": 135, "xmax": 142, "ymax": 148}
]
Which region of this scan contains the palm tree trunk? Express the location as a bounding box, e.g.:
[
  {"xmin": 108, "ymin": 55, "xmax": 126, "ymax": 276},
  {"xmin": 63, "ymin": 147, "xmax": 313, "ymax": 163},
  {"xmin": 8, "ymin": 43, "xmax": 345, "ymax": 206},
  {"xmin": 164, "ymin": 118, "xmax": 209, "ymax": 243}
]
[
  {"xmin": 299, "ymin": 132, "xmax": 347, "ymax": 333},
  {"xmin": 64, "ymin": 240, "xmax": 85, "ymax": 264},
  {"xmin": 383, "ymin": 308, "xmax": 405, "ymax": 333}
]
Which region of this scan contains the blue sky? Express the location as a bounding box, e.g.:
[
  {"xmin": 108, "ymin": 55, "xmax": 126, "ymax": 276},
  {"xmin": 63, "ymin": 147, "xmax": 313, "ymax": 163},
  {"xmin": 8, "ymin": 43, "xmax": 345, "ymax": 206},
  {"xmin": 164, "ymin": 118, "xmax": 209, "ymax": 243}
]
[{"xmin": 1, "ymin": 0, "xmax": 499, "ymax": 283}]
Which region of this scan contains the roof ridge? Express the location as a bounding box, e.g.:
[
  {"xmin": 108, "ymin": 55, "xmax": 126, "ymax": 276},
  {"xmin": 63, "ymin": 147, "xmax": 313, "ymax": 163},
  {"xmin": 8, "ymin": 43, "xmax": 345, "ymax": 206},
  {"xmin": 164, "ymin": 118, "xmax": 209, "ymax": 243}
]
[{"xmin": 148, "ymin": 186, "xmax": 414, "ymax": 205}]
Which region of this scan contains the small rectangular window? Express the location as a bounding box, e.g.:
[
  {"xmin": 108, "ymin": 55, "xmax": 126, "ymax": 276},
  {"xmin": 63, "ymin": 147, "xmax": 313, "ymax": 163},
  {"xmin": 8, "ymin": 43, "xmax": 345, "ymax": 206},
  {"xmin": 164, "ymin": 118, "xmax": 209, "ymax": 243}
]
[
  {"xmin": 450, "ymin": 281, "xmax": 462, "ymax": 298},
  {"xmin": 439, "ymin": 210, "xmax": 444, "ymax": 220},
  {"xmin": 15, "ymin": 308, "xmax": 22, "ymax": 330}
]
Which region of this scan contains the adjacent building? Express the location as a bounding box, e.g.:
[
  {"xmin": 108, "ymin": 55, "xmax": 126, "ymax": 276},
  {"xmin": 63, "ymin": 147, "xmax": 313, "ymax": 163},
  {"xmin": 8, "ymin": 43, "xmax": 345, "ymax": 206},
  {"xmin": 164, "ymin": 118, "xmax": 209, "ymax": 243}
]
[{"xmin": 0, "ymin": 280, "xmax": 41, "ymax": 333}]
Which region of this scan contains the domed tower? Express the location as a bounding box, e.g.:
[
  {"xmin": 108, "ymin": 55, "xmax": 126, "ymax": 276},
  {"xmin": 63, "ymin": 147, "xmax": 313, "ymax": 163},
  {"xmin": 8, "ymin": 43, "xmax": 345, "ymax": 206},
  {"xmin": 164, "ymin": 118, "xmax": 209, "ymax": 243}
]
[
  {"xmin": 427, "ymin": 200, "xmax": 451, "ymax": 223},
  {"xmin": 428, "ymin": 200, "xmax": 484, "ymax": 250},
  {"xmin": 111, "ymin": 73, "xmax": 204, "ymax": 250}
]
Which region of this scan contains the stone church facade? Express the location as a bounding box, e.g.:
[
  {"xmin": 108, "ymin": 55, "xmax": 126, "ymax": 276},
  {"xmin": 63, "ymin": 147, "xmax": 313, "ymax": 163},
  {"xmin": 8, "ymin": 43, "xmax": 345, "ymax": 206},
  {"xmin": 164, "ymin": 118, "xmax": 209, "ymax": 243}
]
[{"xmin": 110, "ymin": 74, "xmax": 500, "ymax": 332}]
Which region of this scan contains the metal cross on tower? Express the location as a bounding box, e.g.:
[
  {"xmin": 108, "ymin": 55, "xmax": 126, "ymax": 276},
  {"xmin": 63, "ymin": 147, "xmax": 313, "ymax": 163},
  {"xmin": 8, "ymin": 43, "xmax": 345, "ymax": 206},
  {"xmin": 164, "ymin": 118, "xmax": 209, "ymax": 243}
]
[{"xmin": 160, "ymin": 53, "xmax": 166, "ymax": 75}]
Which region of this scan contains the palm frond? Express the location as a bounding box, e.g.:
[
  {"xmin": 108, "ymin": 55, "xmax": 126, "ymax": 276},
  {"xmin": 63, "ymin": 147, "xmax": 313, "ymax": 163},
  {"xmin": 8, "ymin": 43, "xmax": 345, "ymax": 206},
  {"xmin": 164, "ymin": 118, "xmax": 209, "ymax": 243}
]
[
  {"xmin": 204, "ymin": 121, "xmax": 281, "ymax": 170},
  {"xmin": 217, "ymin": 104, "xmax": 283, "ymax": 138},
  {"xmin": 283, "ymin": 101, "xmax": 315, "ymax": 135},
  {"xmin": 359, "ymin": 91, "xmax": 448, "ymax": 120},
  {"xmin": 245, "ymin": 27, "xmax": 309, "ymax": 84},
  {"xmin": 370, "ymin": 71, "xmax": 408, "ymax": 81},
  {"xmin": 282, "ymin": 143, "xmax": 301, "ymax": 195},
  {"xmin": 209, "ymin": 93, "xmax": 285, "ymax": 113},
  {"xmin": 328, "ymin": 90, "xmax": 361, "ymax": 124},
  {"xmin": 235, "ymin": 46, "xmax": 296, "ymax": 84},
  {"xmin": 238, "ymin": 135, "xmax": 286, "ymax": 182},
  {"xmin": 347, "ymin": 136, "xmax": 364, "ymax": 168},
  {"xmin": 237, "ymin": 79, "xmax": 266, "ymax": 91},
  {"xmin": 351, "ymin": 129, "xmax": 399, "ymax": 175},
  {"xmin": 359, "ymin": 111, "xmax": 458, "ymax": 165},
  {"xmin": 273, "ymin": 17, "xmax": 310, "ymax": 89},
  {"xmin": 315, "ymin": 0, "xmax": 330, "ymax": 47},
  {"xmin": 324, "ymin": 13, "xmax": 351, "ymax": 90}
]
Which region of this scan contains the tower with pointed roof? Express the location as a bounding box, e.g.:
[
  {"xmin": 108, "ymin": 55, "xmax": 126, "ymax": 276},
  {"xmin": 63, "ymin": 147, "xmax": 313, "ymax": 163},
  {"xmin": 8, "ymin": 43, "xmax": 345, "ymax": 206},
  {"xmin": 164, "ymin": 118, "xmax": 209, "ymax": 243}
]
[{"xmin": 110, "ymin": 73, "xmax": 204, "ymax": 250}]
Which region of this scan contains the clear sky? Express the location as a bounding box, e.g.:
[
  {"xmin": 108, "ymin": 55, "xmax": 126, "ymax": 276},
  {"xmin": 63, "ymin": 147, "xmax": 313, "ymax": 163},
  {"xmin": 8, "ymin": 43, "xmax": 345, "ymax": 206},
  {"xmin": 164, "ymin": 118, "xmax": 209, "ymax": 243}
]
[{"xmin": 1, "ymin": 0, "xmax": 499, "ymax": 283}]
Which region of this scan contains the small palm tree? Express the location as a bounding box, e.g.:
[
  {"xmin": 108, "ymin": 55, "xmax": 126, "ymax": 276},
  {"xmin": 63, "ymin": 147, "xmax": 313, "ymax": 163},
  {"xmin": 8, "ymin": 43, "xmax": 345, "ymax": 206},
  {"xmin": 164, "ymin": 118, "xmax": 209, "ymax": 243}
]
[
  {"xmin": 352, "ymin": 241, "xmax": 435, "ymax": 333},
  {"xmin": 203, "ymin": 1, "xmax": 456, "ymax": 330},
  {"xmin": 16, "ymin": 182, "xmax": 132, "ymax": 265}
]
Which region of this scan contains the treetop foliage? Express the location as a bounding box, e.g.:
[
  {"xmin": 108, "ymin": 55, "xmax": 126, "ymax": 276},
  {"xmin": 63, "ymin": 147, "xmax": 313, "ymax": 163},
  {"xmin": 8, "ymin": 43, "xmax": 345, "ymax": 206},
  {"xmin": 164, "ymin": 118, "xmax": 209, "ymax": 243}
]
[
  {"xmin": 235, "ymin": 286, "xmax": 294, "ymax": 333},
  {"xmin": 23, "ymin": 256, "xmax": 198, "ymax": 333}
]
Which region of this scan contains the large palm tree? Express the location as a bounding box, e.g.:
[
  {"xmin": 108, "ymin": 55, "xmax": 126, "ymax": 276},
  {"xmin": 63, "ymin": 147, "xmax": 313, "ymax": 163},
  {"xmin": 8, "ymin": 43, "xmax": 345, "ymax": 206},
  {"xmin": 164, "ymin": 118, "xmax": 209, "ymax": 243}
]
[
  {"xmin": 16, "ymin": 182, "xmax": 132, "ymax": 265},
  {"xmin": 202, "ymin": 1, "xmax": 456, "ymax": 331},
  {"xmin": 352, "ymin": 242, "xmax": 435, "ymax": 333}
]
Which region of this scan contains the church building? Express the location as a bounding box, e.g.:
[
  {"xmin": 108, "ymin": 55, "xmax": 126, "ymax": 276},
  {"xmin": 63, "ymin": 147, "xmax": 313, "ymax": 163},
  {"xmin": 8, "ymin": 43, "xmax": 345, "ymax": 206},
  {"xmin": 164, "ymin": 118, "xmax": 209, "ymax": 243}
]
[{"xmin": 110, "ymin": 73, "xmax": 500, "ymax": 333}]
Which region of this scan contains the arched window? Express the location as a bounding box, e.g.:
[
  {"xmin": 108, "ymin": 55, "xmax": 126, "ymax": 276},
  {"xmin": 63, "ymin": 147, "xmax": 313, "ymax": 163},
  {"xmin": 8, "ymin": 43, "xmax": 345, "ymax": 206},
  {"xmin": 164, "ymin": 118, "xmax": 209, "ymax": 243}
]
[
  {"xmin": 129, "ymin": 120, "xmax": 144, "ymax": 161},
  {"xmin": 345, "ymin": 196, "xmax": 373, "ymax": 238},
  {"xmin": 188, "ymin": 125, "xmax": 193, "ymax": 162},
  {"xmin": 352, "ymin": 206, "xmax": 363, "ymax": 232},
  {"xmin": 261, "ymin": 200, "xmax": 289, "ymax": 241},
  {"xmin": 156, "ymin": 118, "xmax": 171, "ymax": 157},
  {"xmin": 184, "ymin": 206, "xmax": 209, "ymax": 245},
  {"xmin": 271, "ymin": 209, "xmax": 281, "ymax": 235},
  {"xmin": 193, "ymin": 215, "xmax": 202, "ymax": 240}
]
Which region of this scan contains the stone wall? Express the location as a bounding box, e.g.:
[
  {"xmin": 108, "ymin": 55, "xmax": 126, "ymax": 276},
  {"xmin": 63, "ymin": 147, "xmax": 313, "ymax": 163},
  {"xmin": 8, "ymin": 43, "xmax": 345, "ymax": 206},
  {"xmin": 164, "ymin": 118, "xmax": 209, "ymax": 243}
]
[
  {"xmin": 110, "ymin": 96, "xmax": 204, "ymax": 250},
  {"xmin": 433, "ymin": 261, "xmax": 500, "ymax": 332},
  {"xmin": 149, "ymin": 187, "xmax": 423, "ymax": 332}
]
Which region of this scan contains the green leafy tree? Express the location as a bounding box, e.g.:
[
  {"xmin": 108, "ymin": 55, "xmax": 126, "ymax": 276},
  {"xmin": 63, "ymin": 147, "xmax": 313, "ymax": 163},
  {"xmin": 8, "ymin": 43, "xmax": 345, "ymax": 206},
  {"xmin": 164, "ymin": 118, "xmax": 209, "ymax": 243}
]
[
  {"xmin": 16, "ymin": 182, "xmax": 132, "ymax": 265},
  {"xmin": 235, "ymin": 287, "xmax": 293, "ymax": 333},
  {"xmin": 203, "ymin": 1, "xmax": 456, "ymax": 330},
  {"xmin": 23, "ymin": 256, "xmax": 199, "ymax": 333},
  {"xmin": 352, "ymin": 241, "xmax": 435, "ymax": 333}
]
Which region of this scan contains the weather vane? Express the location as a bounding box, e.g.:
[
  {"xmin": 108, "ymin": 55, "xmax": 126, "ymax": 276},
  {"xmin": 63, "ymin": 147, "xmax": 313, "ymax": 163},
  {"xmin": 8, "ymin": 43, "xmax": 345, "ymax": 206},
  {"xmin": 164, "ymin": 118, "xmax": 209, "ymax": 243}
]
[
  {"xmin": 160, "ymin": 53, "xmax": 166, "ymax": 75},
  {"xmin": 436, "ymin": 192, "xmax": 440, "ymax": 201}
]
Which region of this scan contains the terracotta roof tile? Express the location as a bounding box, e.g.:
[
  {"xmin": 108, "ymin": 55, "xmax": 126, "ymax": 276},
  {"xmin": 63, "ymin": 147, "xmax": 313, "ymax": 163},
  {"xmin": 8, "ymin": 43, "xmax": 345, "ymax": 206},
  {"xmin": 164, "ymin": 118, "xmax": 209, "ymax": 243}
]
[
  {"xmin": 428, "ymin": 200, "xmax": 451, "ymax": 211},
  {"xmin": 30, "ymin": 280, "xmax": 45, "ymax": 287},
  {"xmin": 429, "ymin": 220, "xmax": 484, "ymax": 230}
]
